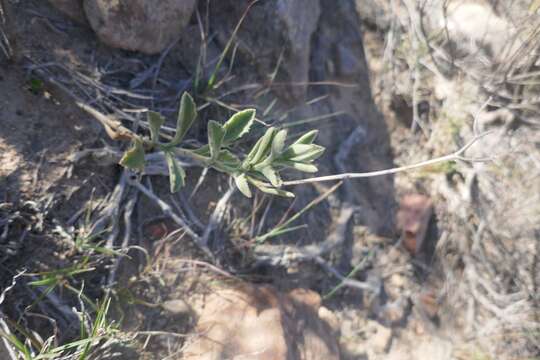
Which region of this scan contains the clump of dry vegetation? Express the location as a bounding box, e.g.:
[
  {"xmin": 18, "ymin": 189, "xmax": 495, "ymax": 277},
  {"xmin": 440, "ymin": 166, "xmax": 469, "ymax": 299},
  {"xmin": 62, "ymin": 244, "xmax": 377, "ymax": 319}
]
[{"xmin": 359, "ymin": 0, "xmax": 540, "ymax": 358}]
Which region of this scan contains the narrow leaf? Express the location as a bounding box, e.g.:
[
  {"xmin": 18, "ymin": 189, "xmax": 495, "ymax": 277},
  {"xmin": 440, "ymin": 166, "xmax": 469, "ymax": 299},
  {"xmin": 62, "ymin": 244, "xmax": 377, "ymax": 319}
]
[
  {"xmin": 244, "ymin": 127, "xmax": 275, "ymax": 168},
  {"xmin": 223, "ymin": 109, "xmax": 256, "ymax": 144},
  {"xmin": 119, "ymin": 138, "xmax": 145, "ymax": 171},
  {"xmin": 148, "ymin": 111, "xmax": 165, "ymax": 144},
  {"xmin": 213, "ymin": 149, "xmax": 241, "ymax": 173},
  {"xmin": 208, "ymin": 120, "xmax": 225, "ymax": 160},
  {"xmin": 271, "ymin": 129, "xmax": 288, "ymax": 156},
  {"xmin": 260, "ymin": 166, "xmax": 282, "ymax": 187},
  {"xmin": 258, "ymin": 224, "xmax": 308, "ymax": 242},
  {"xmin": 275, "ymin": 160, "xmax": 318, "ymax": 173},
  {"xmin": 167, "ymin": 92, "xmax": 197, "ymax": 147},
  {"xmin": 234, "ymin": 174, "xmax": 252, "ymax": 198},
  {"xmin": 253, "ymin": 128, "xmax": 288, "ymax": 171},
  {"xmin": 257, "ymin": 185, "xmax": 294, "ymax": 198},
  {"xmin": 290, "ymin": 145, "xmax": 325, "ymax": 162},
  {"xmin": 280, "ymin": 144, "xmax": 325, "ymax": 163},
  {"xmin": 206, "ymin": 1, "xmax": 256, "ymax": 91},
  {"xmin": 165, "ymin": 151, "xmax": 186, "ymax": 193},
  {"xmin": 280, "ymin": 144, "xmax": 313, "ymax": 158},
  {"xmin": 192, "ymin": 144, "xmax": 211, "ymax": 157},
  {"xmin": 249, "ymin": 178, "xmax": 294, "ymax": 198},
  {"xmin": 293, "ymin": 130, "xmax": 318, "ymax": 145},
  {"xmin": 29, "ymin": 277, "xmax": 57, "ymax": 287}
]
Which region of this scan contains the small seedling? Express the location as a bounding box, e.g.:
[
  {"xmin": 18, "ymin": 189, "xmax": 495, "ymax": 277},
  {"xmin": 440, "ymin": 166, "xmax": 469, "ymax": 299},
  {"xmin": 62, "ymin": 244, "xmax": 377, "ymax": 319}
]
[
  {"xmin": 27, "ymin": 78, "xmax": 44, "ymax": 94},
  {"xmin": 120, "ymin": 92, "xmax": 325, "ymax": 198}
]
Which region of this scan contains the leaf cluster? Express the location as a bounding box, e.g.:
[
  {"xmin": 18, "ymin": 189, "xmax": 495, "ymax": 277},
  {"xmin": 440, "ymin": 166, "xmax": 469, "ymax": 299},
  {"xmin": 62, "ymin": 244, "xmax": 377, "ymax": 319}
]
[{"xmin": 120, "ymin": 93, "xmax": 324, "ymax": 197}]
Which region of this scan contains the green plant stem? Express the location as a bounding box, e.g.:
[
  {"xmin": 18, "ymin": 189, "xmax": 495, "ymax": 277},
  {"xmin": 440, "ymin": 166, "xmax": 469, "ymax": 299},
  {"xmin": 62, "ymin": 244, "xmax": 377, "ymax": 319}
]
[
  {"xmin": 206, "ymin": 0, "xmax": 259, "ymax": 92},
  {"xmin": 171, "ymin": 147, "xmax": 212, "ymax": 166}
]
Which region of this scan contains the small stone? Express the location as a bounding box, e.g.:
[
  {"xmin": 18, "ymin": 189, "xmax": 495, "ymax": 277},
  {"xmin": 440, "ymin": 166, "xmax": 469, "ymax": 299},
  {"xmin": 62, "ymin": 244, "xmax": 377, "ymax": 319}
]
[
  {"xmin": 161, "ymin": 299, "xmax": 191, "ymax": 316},
  {"xmin": 389, "ymin": 273, "xmax": 406, "ymax": 288},
  {"xmin": 396, "ymin": 194, "xmax": 433, "ymax": 255}
]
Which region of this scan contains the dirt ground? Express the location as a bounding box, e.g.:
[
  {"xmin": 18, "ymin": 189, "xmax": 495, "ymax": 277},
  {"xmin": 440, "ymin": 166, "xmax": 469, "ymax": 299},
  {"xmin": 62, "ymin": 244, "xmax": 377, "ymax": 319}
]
[{"xmin": 1, "ymin": 1, "xmax": 539, "ymax": 359}]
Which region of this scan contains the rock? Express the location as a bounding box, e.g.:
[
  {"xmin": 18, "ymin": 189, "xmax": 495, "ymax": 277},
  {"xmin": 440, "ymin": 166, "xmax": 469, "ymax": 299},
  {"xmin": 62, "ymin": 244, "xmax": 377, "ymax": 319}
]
[
  {"xmin": 274, "ymin": 0, "xmax": 321, "ymax": 100},
  {"xmin": 210, "ymin": 0, "xmax": 320, "ymax": 101},
  {"xmin": 47, "ymin": 0, "xmax": 87, "ymax": 24},
  {"xmin": 396, "ymin": 194, "xmax": 433, "ymax": 255},
  {"xmin": 83, "ymin": 0, "xmax": 197, "ymax": 54},
  {"xmin": 183, "ymin": 285, "xmax": 340, "ymax": 359}
]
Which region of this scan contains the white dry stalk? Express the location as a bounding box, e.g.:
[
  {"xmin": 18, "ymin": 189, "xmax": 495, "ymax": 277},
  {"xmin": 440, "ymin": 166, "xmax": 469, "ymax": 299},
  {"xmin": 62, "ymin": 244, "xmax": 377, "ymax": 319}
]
[{"xmin": 282, "ymin": 131, "xmax": 493, "ymax": 186}]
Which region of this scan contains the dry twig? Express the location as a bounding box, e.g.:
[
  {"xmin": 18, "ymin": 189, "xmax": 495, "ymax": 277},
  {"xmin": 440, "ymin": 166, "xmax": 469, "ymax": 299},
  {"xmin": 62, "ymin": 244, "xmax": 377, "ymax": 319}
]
[{"xmin": 282, "ymin": 131, "xmax": 492, "ymax": 186}]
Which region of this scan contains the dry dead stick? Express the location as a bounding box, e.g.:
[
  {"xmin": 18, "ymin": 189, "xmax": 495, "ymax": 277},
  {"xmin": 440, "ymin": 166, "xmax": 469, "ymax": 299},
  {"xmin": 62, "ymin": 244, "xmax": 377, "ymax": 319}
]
[
  {"xmin": 282, "ymin": 131, "xmax": 493, "ymax": 186},
  {"xmin": 76, "ymin": 102, "xmax": 135, "ymax": 141}
]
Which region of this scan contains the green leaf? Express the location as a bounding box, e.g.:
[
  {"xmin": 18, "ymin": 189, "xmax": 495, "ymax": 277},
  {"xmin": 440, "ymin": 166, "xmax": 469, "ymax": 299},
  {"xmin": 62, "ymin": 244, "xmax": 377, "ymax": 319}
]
[
  {"xmin": 271, "ymin": 129, "xmax": 288, "ymax": 155},
  {"xmin": 259, "ymin": 224, "xmax": 308, "ymax": 240},
  {"xmin": 223, "ymin": 109, "xmax": 256, "ymax": 144},
  {"xmin": 167, "ymin": 92, "xmax": 197, "ymax": 147},
  {"xmin": 243, "ymin": 127, "xmax": 276, "ymax": 168},
  {"xmin": 192, "ymin": 144, "xmax": 211, "ymax": 157},
  {"xmin": 280, "ymin": 144, "xmax": 313, "ymax": 158},
  {"xmin": 234, "ymin": 174, "xmax": 252, "ymax": 198},
  {"xmin": 213, "ymin": 149, "xmax": 241, "ymax": 173},
  {"xmin": 29, "ymin": 277, "xmax": 57, "ymax": 287},
  {"xmin": 249, "ymin": 178, "xmax": 294, "ymax": 198},
  {"xmin": 208, "ymin": 120, "xmax": 225, "ymax": 160},
  {"xmin": 280, "ymin": 144, "xmax": 325, "ymax": 163},
  {"xmin": 148, "ymin": 111, "xmax": 166, "ymax": 144},
  {"xmin": 28, "ymin": 78, "xmax": 44, "ymax": 94},
  {"xmin": 293, "ymin": 130, "xmax": 318, "ymax": 145},
  {"xmin": 218, "ymin": 150, "xmax": 241, "ymax": 166},
  {"xmin": 275, "ymin": 160, "xmax": 318, "ymax": 173},
  {"xmin": 257, "ymin": 184, "xmax": 294, "ymax": 198},
  {"xmin": 260, "ymin": 166, "xmax": 282, "ymax": 187},
  {"xmin": 119, "ymin": 138, "xmax": 145, "ymax": 171},
  {"xmin": 253, "ymin": 128, "xmax": 288, "ymax": 171},
  {"xmin": 165, "ymin": 151, "xmax": 186, "ymax": 192},
  {"xmin": 292, "ymin": 145, "xmax": 325, "ymax": 162}
]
